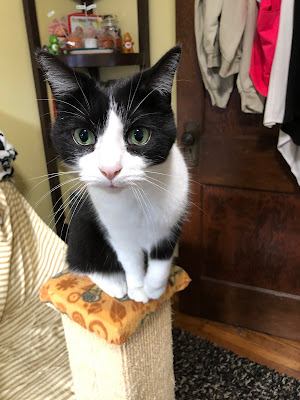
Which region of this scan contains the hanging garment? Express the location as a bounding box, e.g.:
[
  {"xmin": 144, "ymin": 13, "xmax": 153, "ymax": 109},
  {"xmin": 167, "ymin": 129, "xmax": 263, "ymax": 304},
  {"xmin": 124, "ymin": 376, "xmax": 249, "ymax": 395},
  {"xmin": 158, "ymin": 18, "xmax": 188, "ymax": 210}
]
[
  {"xmin": 281, "ymin": 0, "xmax": 300, "ymax": 144},
  {"xmin": 218, "ymin": 0, "xmax": 247, "ymax": 77},
  {"xmin": 195, "ymin": 0, "xmax": 234, "ymax": 108},
  {"xmin": 277, "ymin": 130, "xmax": 300, "ymax": 186},
  {"xmin": 276, "ymin": 1, "xmax": 300, "ymax": 185},
  {"xmin": 203, "ymin": 0, "xmax": 223, "ymax": 68},
  {"xmin": 250, "ymin": 0, "xmax": 281, "ymax": 97},
  {"xmin": 263, "ymin": 0, "xmax": 294, "ymax": 128},
  {"xmin": 195, "ymin": 0, "xmax": 263, "ymax": 112},
  {"xmin": 237, "ymin": 0, "xmax": 265, "ymax": 113}
]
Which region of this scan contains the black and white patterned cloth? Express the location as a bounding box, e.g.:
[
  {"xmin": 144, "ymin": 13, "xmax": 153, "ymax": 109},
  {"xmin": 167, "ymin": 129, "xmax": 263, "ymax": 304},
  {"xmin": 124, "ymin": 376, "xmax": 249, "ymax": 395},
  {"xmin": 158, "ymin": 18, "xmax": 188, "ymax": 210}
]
[{"xmin": 0, "ymin": 130, "xmax": 17, "ymax": 181}]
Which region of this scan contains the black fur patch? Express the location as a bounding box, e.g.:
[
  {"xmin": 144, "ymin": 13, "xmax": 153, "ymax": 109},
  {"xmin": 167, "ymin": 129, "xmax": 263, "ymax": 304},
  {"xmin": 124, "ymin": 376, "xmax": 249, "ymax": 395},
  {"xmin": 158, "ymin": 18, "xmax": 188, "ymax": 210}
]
[
  {"xmin": 67, "ymin": 196, "xmax": 124, "ymax": 275},
  {"xmin": 150, "ymin": 221, "xmax": 183, "ymax": 260}
]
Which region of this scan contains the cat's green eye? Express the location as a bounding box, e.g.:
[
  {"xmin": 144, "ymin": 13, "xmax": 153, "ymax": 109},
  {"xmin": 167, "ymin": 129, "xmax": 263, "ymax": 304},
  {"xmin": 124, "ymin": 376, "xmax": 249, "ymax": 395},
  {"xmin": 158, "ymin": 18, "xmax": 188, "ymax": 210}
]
[
  {"xmin": 127, "ymin": 128, "xmax": 150, "ymax": 146},
  {"xmin": 73, "ymin": 128, "xmax": 95, "ymax": 146}
]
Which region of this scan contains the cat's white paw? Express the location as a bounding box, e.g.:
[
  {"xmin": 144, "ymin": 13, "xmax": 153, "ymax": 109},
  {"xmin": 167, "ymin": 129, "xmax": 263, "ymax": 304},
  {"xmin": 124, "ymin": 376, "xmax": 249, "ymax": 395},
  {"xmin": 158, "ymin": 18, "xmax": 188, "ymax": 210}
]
[
  {"xmin": 144, "ymin": 281, "xmax": 167, "ymax": 300},
  {"xmin": 88, "ymin": 272, "xmax": 127, "ymax": 299},
  {"xmin": 127, "ymin": 286, "xmax": 149, "ymax": 303}
]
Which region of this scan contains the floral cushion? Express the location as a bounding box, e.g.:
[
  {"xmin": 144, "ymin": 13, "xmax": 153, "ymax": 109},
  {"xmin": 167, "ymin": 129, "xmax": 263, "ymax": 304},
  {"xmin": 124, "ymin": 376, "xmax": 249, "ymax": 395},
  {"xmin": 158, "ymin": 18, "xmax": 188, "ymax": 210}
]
[{"xmin": 40, "ymin": 265, "xmax": 190, "ymax": 345}]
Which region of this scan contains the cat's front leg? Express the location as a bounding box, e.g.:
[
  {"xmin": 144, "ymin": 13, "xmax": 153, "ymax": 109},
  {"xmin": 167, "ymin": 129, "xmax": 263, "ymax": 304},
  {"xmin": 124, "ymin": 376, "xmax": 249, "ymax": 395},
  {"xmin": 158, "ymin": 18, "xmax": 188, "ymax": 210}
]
[
  {"xmin": 144, "ymin": 258, "xmax": 173, "ymax": 300},
  {"xmin": 144, "ymin": 229, "xmax": 179, "ymax": 299},
  {"xmin": 112, "ymin": 244, "xmax": 149, "ymax": 303},
  {"xmin": 88, "ymin": 272, "xmax": 128, "ymax": 299}
]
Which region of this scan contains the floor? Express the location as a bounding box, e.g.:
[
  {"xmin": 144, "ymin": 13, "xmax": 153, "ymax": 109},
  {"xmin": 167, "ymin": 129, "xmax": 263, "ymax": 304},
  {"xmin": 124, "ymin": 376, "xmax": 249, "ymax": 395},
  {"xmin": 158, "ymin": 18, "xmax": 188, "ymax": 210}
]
[{"xmin": 172, "ymin": 309, "xmax": 300, "ymax": 380}]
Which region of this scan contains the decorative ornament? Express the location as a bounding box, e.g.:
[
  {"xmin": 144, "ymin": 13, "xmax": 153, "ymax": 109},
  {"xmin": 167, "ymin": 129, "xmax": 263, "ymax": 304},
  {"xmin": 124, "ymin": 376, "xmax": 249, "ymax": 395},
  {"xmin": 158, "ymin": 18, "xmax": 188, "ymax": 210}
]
[
  {"xmin": 123, "ymin": 33, "xmax": 134, "ymax": 54},
  {"xmin": 48, "ymin": 34, "xmax": 60, "ymax": 55}
]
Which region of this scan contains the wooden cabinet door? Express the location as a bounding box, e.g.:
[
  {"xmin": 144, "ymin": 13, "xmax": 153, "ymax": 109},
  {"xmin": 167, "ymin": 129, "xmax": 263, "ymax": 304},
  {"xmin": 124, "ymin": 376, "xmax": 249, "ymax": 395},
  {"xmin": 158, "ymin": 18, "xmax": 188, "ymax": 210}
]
[{"xmin": 176, "ymin": 0, "xmax": 300, "ymax": 341}]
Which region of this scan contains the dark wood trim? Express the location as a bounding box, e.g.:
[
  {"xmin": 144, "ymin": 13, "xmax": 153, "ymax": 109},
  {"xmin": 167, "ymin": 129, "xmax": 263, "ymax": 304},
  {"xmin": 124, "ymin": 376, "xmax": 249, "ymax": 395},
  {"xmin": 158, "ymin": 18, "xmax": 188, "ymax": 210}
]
[
  {"xmin": 137, "ymin": 0, "xmax": 150, "ymax": 69},
  {"xmin": 172, "ymin": 311, "xmax": 300, "ymax": 380},
  {"xmin": 23, "ymin": 0, "xmax": 65, "ymax": 235},
  {"xmin": 182, "ymin": 276, "xmax": 300, "ymax": 341}
]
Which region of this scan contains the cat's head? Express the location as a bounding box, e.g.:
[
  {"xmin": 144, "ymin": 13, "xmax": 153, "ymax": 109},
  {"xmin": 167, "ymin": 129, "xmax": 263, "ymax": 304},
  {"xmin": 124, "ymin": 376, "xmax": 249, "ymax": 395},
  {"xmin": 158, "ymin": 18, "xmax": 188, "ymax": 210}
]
[{"xmin": 36, "ymin": 46, "xmax": 181, "ymax": 189}]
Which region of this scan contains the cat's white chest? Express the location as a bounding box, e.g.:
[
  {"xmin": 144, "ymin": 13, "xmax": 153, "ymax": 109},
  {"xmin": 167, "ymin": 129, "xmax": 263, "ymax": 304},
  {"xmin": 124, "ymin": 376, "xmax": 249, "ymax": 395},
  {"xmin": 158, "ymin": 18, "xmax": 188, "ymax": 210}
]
[{"xmin": 89, "ymin": 186, "xmax": 169, "ymax": 250}]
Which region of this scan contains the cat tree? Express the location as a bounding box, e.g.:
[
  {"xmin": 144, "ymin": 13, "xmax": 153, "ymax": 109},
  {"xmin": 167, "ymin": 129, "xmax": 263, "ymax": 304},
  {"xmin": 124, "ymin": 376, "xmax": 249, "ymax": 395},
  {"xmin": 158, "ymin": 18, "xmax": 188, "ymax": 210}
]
[{"xmin": 40, "ymin": 266, "xmax": 190, "ymax": 400}]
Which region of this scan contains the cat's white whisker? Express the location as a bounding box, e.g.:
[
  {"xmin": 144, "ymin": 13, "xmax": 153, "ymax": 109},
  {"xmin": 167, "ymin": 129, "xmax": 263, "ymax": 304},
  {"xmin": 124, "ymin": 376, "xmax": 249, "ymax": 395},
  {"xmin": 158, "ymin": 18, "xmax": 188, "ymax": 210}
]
[
  {"xmin": 63, "ymin": 185, "xmax": 88, "ymax": 240},
  {"xmin": 127, "ymin": 112, "xmax": 162, "ymax": 127},
  {"xmin": 37, "ymin": 98, "xmax": 86, "ymax": 118},
  {"xmin": 21, "ymin": 170, "xmax": 80, "ymax": 182},
  {"xmin": 71, "ymin": 74, "xmax": 91, "ymax": 114},
  {"xmin": 57, "ymin": 110, "xmax": 89, "ymax": 121},
  {"xmin": 34, "ymin": 177, "xmax": 80, "ymax": 209},
  {"xmin": 128, "ymin": 71, "xmax": 143, "ymax": 112},
  {"xmin": 126, "ymin": 76, "xmax": 134, "ymax": 112},
  {"xmin": 129, "ymin": 83, "xmax": 168, "ymax": 117},
  {"xmin": 134, "ymin": 182, "xmax": 159, "ymax": 254},
  {"xmin": 144, "ymin": 176, "xmax": 203, "ymax": 213},
  {"xmin": 48, "ymin": 180, "xmax": 84, "ymax": 228},
  {"xmin": 131, "ymin": 186, "xmax": 149, "ymax": 230}
]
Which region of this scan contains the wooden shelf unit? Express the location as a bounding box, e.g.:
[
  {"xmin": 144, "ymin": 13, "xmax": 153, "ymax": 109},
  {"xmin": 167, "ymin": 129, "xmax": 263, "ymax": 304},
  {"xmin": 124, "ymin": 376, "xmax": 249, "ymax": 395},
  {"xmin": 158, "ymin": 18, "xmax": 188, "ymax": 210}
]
[{"xmin": 59, "ymin": 52, "xmax": 145, "ymax": 69}]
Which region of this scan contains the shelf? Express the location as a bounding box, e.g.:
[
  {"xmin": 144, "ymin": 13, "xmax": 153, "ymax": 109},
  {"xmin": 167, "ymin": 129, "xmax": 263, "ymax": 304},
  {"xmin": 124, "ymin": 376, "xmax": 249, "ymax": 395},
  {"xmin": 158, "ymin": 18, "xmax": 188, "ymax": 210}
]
[{"xmin": 59, "ymin": 52, "xmax": 145, "ymax": 68}]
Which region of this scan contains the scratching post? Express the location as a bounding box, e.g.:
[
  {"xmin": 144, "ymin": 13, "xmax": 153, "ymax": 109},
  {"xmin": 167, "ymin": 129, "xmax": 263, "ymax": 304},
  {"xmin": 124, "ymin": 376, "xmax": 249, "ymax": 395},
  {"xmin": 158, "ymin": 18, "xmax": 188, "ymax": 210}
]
[
  {"xmin": 40, "ymin": 265, "xmax": 190, "ymax": 400},
  {"xmin": 62, "ymin": 300, "xmax": 174, "ymax": 400}
]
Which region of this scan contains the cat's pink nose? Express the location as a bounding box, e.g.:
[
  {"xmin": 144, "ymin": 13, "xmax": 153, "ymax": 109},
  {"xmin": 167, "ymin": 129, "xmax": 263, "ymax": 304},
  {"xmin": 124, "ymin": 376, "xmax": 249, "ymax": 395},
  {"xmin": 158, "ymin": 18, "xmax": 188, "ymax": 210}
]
[{"xmin": 99, "ymin": 164, "xmax": 122, "ymax": 181}]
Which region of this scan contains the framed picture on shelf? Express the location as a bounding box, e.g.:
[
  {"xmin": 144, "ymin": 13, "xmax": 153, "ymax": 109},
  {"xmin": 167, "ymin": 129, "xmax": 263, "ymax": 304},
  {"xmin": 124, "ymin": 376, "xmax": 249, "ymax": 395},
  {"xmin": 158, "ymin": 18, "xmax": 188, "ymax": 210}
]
[{"xmin": 68, "ymin": 13, "xmax": 102, "ymax": 34}]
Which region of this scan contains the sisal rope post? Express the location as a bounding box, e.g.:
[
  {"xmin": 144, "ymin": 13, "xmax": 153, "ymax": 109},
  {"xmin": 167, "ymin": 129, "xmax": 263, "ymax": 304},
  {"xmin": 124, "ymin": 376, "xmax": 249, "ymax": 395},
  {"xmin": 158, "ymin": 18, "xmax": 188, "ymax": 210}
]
[{"xmin": 61, "ymin": 300, "xmax": 175, "ymax": 400}]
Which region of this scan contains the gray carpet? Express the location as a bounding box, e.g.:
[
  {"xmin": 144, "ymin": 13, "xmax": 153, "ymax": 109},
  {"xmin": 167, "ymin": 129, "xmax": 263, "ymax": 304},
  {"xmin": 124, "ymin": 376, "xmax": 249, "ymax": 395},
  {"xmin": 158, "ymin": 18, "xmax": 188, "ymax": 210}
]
[{"xmin": 172, "ymin": 328, "xmax": 300, "ymax": 400}]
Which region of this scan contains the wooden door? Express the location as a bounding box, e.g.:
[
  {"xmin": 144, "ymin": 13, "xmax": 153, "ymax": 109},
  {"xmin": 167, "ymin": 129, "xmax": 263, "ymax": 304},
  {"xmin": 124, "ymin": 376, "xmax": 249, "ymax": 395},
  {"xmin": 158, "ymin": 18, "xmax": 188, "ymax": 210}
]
[{"xmin": 176, "ymin": 0, "xmax": 300, "ymax": 341}]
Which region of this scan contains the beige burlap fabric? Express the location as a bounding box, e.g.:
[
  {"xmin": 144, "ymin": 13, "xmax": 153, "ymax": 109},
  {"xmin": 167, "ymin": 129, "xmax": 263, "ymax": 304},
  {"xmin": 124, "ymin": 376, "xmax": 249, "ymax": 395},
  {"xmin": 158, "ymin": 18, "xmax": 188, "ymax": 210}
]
[{"xmin": 0, "ymin": 180, "xmax": 75, "ymax": 400}]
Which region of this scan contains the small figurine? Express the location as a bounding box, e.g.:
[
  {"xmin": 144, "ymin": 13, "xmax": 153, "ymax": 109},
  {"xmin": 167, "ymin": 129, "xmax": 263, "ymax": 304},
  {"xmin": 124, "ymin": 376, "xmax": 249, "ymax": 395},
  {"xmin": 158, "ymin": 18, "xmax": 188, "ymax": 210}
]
[
  {"xmin": 49, "ymin": 18, "xmax": 68, "ymax": 49},
  {"xmin": 48, "ymin": 34, "xmax": 60, "ymax": 55},
  {"xmin": 123, "ymin": 33, "xmax": 134, "ymax": 53}
]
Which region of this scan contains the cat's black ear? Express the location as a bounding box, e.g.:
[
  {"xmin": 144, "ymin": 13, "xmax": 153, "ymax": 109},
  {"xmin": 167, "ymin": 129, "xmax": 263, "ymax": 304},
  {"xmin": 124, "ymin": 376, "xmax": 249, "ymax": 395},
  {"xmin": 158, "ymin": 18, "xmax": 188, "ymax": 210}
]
[
  {"xmin": 36, "ymin": 49, "xmax": 81, "ymax": 97},
  {"xmin": 143, "ymin": 45, "xmax": 181, "ymax": 96}
]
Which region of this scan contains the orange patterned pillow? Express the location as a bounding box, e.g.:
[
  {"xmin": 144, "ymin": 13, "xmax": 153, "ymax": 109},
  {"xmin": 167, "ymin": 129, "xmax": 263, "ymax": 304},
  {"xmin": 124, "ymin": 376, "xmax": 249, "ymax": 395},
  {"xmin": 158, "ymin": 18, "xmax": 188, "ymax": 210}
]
[{"xmin": 40, "ymin": 265, "xmax": 190, "ymax": 345}]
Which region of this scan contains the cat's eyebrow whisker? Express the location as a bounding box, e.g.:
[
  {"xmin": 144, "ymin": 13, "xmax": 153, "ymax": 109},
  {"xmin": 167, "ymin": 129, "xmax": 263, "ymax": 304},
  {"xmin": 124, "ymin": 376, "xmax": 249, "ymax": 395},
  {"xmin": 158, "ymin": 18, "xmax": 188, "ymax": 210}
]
[
  {"xmin": 37, "ymin": 98, "xmax": 86, "ymax": 118},
  {"xmin": 126, "ymin": 76, "xmax": 134, "ymax": 112},
  {"xmin": 73, "ymin": 71, "xmax": 91, "ymax": 114},
  {"xmin": 57, "ymin": 110, "xmax": 92, "ymax": 122},
  {"xmin": 127, "ymin": 112, "xmax": 162, "ymax": 127},
  {"xmin": 129, "ymin": 84, "xmax": 165, "ymax": 117},
  {"xmin": 128, "ymin": 71, "xmax": 143, "ymax": 113},
  {"xmin": 69, "ymin": 92, "xmax": 90, "ymax": 116}
]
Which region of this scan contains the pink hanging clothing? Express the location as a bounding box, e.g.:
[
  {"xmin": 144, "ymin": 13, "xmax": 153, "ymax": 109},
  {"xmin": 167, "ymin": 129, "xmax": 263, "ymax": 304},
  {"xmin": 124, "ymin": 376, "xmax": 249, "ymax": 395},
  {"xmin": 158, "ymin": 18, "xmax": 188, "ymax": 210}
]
[{"xmin": 250, "ymin": 0, "xmax": 281, "ymax": 97}]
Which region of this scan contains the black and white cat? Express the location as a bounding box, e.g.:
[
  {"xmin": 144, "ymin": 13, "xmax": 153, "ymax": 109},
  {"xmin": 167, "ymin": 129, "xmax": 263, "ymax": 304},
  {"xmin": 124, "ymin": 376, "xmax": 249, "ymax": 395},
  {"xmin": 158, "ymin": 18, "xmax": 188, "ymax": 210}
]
[{"xmin": 37, "ymin": 46, "xmax": 189, "ymax": 303}]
